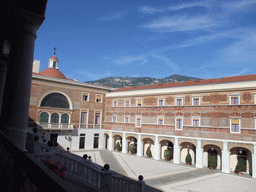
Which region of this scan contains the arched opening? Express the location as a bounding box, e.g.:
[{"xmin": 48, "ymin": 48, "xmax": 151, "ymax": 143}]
[
  {"xmin": 104, "ymin": 133, "xmax": 109, "ymax": 149},
  {"xmin": 51, "ymin": 113, "xmax": 59, "ymax": 128},
  {"xmin": 160, "ymin": 140, "xmax": 174, "ymax": 160},
  {"xmin": 230, "ymin": 147, "xmax": 252, "ymax": 175},
  {"xmin": 41, "ymin": 93, "xmax": 70, "ymax": 109},
  {"xmin": 180, "ymin": 142, "xmax": 196, "ymax": 165},
  {"xmin": 142, "ymin": 138, "xmax": 154, "ymax": 157},
  {"xmin": 127, "ymin": 136, "xmax": 137, "ymax": 154},
  {"xmin": 203, "ymin": 145, "xmax": 222, "ymax": 169},
  {"xmin": 61, "ymin": 114, "xmax": 69, "ymax": 128},
  {"xmin": 113, "ymin": 135, "xmax": 122, "ymax": 151},
  {"xmin": 40, "ymin": 112, "xmax": 49, "ymax": 123}
]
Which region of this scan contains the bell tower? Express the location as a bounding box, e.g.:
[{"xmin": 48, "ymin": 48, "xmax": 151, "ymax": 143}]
[{"xmin": 48, "ymin": 47, "xmax": 59, "ymax": 69}]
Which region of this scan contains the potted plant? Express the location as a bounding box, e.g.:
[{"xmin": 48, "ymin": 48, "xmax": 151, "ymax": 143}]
[
  {"xmin": 208, "ymin": 155, "xmax": 217, "ymax": 170},
  {"xmin": 115, "ymin": 141, "xmax": 121, "ymax": 151},
  {"xmin": 164, "ymin": 148, "xmax": 171, "ymax": 161},
  {"xmin": 146, "ymin": 146, "xmax": 152, "ymax": 158},
  {"xmin": 185, "ymin": 152, "xmax": 192, "ymax": 165},
  {"xmin": 129, "ymin": 144, "xmax": 135, "ymax": 154},
  {"xmin": 235, "ymin": 158, "xmax": 244, "ymax": 175}
]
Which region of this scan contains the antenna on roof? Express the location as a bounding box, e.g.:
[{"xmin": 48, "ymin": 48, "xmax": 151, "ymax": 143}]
[{"xmin": 53, "ymin": 46, "xmax": 57, "ymax": 55}]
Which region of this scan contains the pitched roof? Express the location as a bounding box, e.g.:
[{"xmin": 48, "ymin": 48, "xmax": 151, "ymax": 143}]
[{"xmin": 112, "ymin": 74, "xmax": 256, "ymax": 92}]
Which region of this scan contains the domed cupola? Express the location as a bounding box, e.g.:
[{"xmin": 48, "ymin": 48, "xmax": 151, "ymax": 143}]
[
  {"xmin": 48, "ymin": 55, "xmax": 59, "ymax": 69},
  {"xmin": 39, "ymin": 48, "xmax": 67, "ymax": 79}
]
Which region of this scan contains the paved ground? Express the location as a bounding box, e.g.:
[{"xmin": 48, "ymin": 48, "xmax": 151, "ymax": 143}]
[{"xmin": 72, "ymin": 149, "xmax": 256, "ymax": 192}]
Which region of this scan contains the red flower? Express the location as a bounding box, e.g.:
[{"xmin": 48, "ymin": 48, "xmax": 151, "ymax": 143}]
[
  {"xmin": 41, "ymin": 159, "xmax": 46, "ymax": 164},
  {"xmin": 61, "ymin": 166, "xmax": 68, "ymax": 172},
  {"xmin": 55, "ymin": 161, "xmax": 60, "ymax": 166},
  {"xmin": 54, "ymin": 169, "xmax": 65, "ymax": 178},
  {"xmin": 46, "ymin": 160, "xmax": 51, "ymax": 165}
]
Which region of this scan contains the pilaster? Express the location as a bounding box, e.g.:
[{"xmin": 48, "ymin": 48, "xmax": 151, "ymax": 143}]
[
  {"xmin": 173, "ymin": 137, "xmax": 181, "ymax": 164},
  {"xmin": 196, "ymin": 139, "xmax": 203, "ymax": 168},
  {"xmin": 154, "ymin": 135, "xmax": 160, "ymax": 160},
  {"xmin": 122, "ymin": 132, "xmax": 128, "ymax": 153},
  {"xmin": 221, "ymin": 141, "xmax": 230, "ymax": 173}
]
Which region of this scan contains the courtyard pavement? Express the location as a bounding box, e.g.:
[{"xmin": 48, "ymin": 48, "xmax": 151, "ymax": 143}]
[{"xmin": 72, "ymin": 150, "xmax": 256, "ymax": 192}]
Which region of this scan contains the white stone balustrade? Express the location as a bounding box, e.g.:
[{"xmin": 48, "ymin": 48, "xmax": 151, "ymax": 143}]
[{"xmin": 35, "ymin": 150, "xmax": 144, "ymax": 191}]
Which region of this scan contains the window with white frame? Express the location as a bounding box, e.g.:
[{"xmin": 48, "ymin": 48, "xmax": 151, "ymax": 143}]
[
  {"xmin": 175, "ymin": 117, "xmax": 183, "ymax": 129},
  {"xmin": 124, "ymin": 116, "xmax": 130, "ymax": 123},
  {"xmin": 82, "ymin": 92, "xmax": 89, "ymax": 101},
  {"xmin": 113, "ymin": 101, "xmax": 118, "ymax": 107},
  {"xmin": 125, "ymin": 100, "xmax": 130, "ymax": 107},
  {"xmin": 96, "ymin": 94, "xmax": 102, "ymax": 103},
  {"xmin": 229, "ymin": 94, "xmax": 240, "ymax": 105},
  {"xmin": 158, "ymin": 99, "xmax": 164, "ymax": 106},
  {"xmin": 136, "ymin": 116, "xmax": 141, "ymax": 127},
  {"xmin": 175, "ymin": 98, "xmax": 183, "ymax": 106},
  {"xmin": 230, "ymin": 119, "xmax": 240, "ymax": 133},
  {"xmin": 136, "ymin": 99, "xmax": 142, "ymax": 107},
  {"xmin": 192, "ymin": 97, "xmax": 200, "ymax": 106},
  {"xmin": 113, "ymin": 116, "xmax": 117, "ymax": 123},
  {"xmin": 192, "ymin": 118, "xmax": 200, "ymax": 126},
  {"xmin": 158, "ymin": 117, "xmax": 164, "ymax": 125}
]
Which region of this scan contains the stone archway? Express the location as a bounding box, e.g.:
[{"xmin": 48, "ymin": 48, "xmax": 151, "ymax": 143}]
[
  {"xmin": 203, "ymin": 144, "xmax": 222, "ymax": 169},
  {"xmin": 127, "ymin": 136, "xmax": 137, "ymax": 154},
  {"xmin": 180, "ymin": 142, "xmax": 196, "ymax": 164},
  {"xmin": 142, "ymin": 137, "xmax": 154, "ymax": 157},
  {"xmin": 230, "ymin": 147, "xmax": 252, "ymax": 175},
  {"xmin": 160, "ymin": 139, "xmax": 174, "ymax": 160},
  {"xmin": 104, "ymin": 133, "xmax": 109, "ymax": 149},
  {"xmin": 113, "ymin": 134, "xmax": 122, "ymax": 151}
]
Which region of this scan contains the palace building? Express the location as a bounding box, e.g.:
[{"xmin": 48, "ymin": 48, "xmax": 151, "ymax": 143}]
[
  {"xmin": 104, "ymin": 75, "xmax": 256, "ymax": 178},
  {"xmin": 28, "ymin": 54, "xmax": 256, "ymax": 178},
  {"xmin": 28, "ymin": 54, "xmax": 112, "ymax": 151}
]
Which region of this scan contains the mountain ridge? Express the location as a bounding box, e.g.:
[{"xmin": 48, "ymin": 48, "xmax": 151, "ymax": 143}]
[{"xmin": 85, "ymin": 74, "xmax": 202, "ymax": 88}]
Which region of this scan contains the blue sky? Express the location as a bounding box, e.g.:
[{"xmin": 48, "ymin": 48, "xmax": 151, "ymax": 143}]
[{"xmin": 34, "ymin": 0, "xmax": 256, "ymax": 82}]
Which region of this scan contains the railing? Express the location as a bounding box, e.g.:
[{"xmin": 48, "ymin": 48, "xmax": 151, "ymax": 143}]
[
  {"xmin": 0, "ymin": 131, "xmax": 82, "ymax": 192},
  {"xmin": 79, "ymin": 124, "xmax": 104, "ymax": 129},
  {"xmin": 34, "ymin": 149, "xmax": 144, "ymax": 192},
  {"xmin": 38, "ymin": 123, "xmax": 74, "ymax": 130}
]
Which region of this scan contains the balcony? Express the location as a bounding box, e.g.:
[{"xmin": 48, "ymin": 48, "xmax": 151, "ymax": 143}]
[
  {"xmin": 79, "ymin": 124, "xmax": 104, "ymax": 129},
  {"xmin": 38, "ymin": 123, "xmax": 74, "ymax": 131}
]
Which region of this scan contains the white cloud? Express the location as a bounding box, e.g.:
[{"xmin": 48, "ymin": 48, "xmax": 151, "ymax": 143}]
[
  {"xmin": 139, "ymin": 2, "xmax": 209, "ymax": 14},
  {"xmin": 143, "ymin": 15, "xmax": 216, "ymax": 32},
  {"xmin": 150, "ymin": 52, "xmax": 179, "ymax": 71},
  {"xmin": 112, "ymin": 55, "xmax": 147, "ymax": 65},
  {"xmin": 111, "ymin": 52, "xmax": 179, "ymax": 72},
  {"xmin": 75, "ymin": 70, "xmax": 111, "ymax": 80},
  {"xmin": 228, "ymin": 68, "xmax": 250, "ymax": 77},
  {"xmin": 100, "ymin": 11, "xmax": 124, "ymax": 21}
]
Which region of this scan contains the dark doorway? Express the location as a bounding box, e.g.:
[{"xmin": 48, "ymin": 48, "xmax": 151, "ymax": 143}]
[
  {"xmin": 50, "ymin": 134, "xmax": 58, "ymax": 144},
  {"xmin": 94, "ymin": 133, "xmax": 99, "ymax": 148},
  {"xmin": 79, "ymin": 134, "xmax": 86, "ymax": 149}
]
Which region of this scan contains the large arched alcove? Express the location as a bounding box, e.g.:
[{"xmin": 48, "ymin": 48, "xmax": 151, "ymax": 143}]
[{"xmin": 40, "ymin": 92, "xmax": 70, "ymax": 109}]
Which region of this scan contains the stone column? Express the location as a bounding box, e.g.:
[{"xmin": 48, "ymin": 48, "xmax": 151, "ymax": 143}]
[
  {"xmin": 0, "ymin": 4, "xmax": 46, "ymax": 150},
  {"xmin": 0, "ymin": 61, "xmax": 7, "ymax": 116},
  {"xmin": 173, "ymin": 137, "xmax": 181, "ymax": 164},
  {"xmin": 108, "ymin": 131, "xmax": 114, "ymax": 150},
  {"xmin": 154, "ymin": 135, "xmax": 161, "ymax": 160},
  {"xmin": 122, "ymin": 132, "xmax": 128, "ymax": 153},
  {"xmin": 222, "ymin": 141, "xmax": 230, "ymax": 173},
  {"xmin": 252, "ymin": 144, "xmax": 256, "ymax": 179},
  {"xmin": 137, "ymin": 134, "xmax": 143, "ymax": 157},
  {"xmin": 196, "ymin": 139, "xmax": 203, "ymax": 168}
]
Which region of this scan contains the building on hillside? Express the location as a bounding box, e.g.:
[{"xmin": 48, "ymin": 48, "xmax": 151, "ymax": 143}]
[
  {"xmin": 104, "ymin": 75, "xmax": 256, "ymax": 178},
  {"xmin": 28, "ymin": 54, "xmax": 112, "ymax": 151}
]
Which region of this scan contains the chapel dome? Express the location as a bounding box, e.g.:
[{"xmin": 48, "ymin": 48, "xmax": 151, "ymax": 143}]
[{"xmin": 39, "ymin": 68, "xmax": 66, "ymax": 79}]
